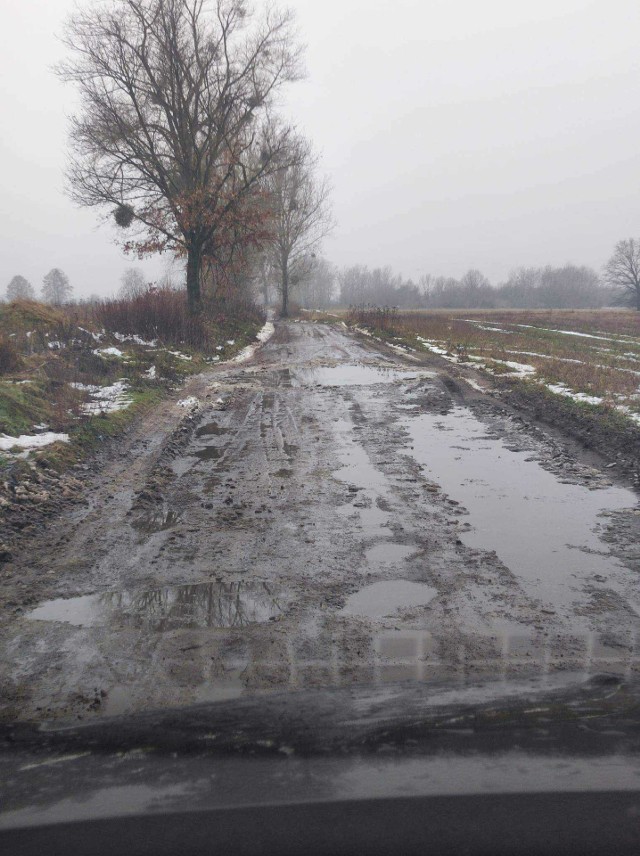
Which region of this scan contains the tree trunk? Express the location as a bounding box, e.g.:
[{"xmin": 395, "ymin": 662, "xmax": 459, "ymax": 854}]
[
  {"xmin": 281, "ymin": 265, "xmax": 289, "ymax": 318},
  {"xmin": 186, "ymin": 243, "xmax": 203, "ymax": 315}
]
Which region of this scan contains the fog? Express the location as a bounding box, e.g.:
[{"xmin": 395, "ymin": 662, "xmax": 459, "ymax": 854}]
[{"xmin": 2, "ymin": 0, "xmax": 640, "ymax": 297}]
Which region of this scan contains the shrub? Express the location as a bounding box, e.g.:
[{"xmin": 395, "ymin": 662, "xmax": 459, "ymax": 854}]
[
  {"xmin": 0, "ymin": 337, "xmax": 21, "ymax": 375},
  {"xmin": 89, "ymin": 288, "xmax": 264, "ymax": 354}
]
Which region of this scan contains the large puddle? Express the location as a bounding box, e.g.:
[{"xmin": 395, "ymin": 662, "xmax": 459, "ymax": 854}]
[
  {"xmin": 405, "ymin": 408, "xmax": 639, "ymax": 614},
  {"xmin": 294, "ymin": 363, "xmax": 434, "ymax": 387},
  {"xmin": 341, "ymin": 580, "xmax": 438, "ymax": 618},
  {"xmin": 28, "ymin": 581, "xmax": 290, "ymax": 631}
]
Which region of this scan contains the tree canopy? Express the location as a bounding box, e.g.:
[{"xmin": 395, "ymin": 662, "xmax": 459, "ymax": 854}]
[
  {"xmin": 59, "ymin": 0, "xmax": 303, "ymax": 313},
  {"xmin": 6, "ymin": 275, "xmax": 35, "ymax": 302}
]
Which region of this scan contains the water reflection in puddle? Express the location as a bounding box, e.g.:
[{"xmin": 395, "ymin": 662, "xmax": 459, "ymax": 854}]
[
  {"xmin": 28, "ymin": 581, "xmax": 290, "ymax": 631},
  {"xmin": 341, "ymin": 580, "xmax": 438, "ymax": 618},
  {"xmin": 294, "ymin": 364, "xmax": 434, "ymax": 387},
  {"xmin": 132, "ymin": 509, "xmax": 181, "ymax": 534},
  {"xmin": 405, "ymin": 407, "xmax": 638, "ymax": 612}
]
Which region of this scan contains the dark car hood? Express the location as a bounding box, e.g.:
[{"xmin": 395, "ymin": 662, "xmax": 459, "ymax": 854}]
[{"xmin": 2, "ymin": 670, "xmax": 640, "ymax": 829}]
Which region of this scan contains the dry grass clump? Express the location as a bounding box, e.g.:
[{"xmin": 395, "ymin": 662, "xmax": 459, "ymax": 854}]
[{"xmin": 85, "ymin": 289, "xmax": 264, "ymax": 354}]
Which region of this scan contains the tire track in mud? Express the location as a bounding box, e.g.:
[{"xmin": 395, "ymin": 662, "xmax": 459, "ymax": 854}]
[{"xmin": 1, "ymin": 320, "xmax": 640, "ymax": 723}]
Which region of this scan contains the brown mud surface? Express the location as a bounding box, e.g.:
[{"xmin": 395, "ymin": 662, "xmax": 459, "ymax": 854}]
[{"xmin": 1, "ymin": 321, "xmax": 639, "ymax": 723}]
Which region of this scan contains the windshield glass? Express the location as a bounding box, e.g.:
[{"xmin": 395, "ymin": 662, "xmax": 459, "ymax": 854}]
[{"xmin": 1, "ymin": 0, "xmax": 639, "ymax": 751}]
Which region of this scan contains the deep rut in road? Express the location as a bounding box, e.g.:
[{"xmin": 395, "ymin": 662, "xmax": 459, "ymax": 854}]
[{"xmin": 1, "ymin": 321, "xmax": 639, "ymax": 723}]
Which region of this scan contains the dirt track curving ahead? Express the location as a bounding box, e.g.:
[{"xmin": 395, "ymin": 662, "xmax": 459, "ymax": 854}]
[{"xmin": 1, "ymin": 321, "xmax": 639, "ymax": 723}]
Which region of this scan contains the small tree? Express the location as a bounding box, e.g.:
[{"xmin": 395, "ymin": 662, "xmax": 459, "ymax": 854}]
[
  {"xmin": 42, "ymin": 269, "xmax": 72, "ymax": 305},
  {"xmin": 119, "ymin": 268, "xmax": 148, "ymax": 299},
  {"xmin": 6, "ymin": 275, "xmax": 35, "ymax": 301},
  {"xmin": 266, "ymin": 136, "xmax": 334, "ymax": 317},
  {"xmin": 604, "ymin": 239, "xmax": 640, "ymax": 310}
]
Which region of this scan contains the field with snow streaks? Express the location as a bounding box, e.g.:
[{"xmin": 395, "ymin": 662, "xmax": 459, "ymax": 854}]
[{"xmin": 354, "ymin": 309, "xmax": 640, "ymax": 425}]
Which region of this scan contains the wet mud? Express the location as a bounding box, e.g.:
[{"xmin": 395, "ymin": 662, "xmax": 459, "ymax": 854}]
[{"xmin": 1, "ymin": 321, "xmax": 639, "ymax": 724}]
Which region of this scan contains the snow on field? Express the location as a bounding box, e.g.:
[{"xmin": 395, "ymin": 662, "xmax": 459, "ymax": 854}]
[
  {"xmin": 416, "ymin": 337, "xmax": 451, "ymax": 357},
  {"xmin": 93, "ymin": 347, "xmax": 125, "ymax": 358},
  {"xmin": 145, "ymin": 366, "xmax": 157, "ymax": 379},
  {"xmin": 114, "ymin": 332, "xmax": 158, "ymax": 347},
  {"xmin": 514, "ymin": 324, "xmax": 640, "ymax": 345},
  {"xmin": 166, "ymin": 350, "xmax": 193, "ymax": 361},
  {"xmin": 0, "ymin": 432, "xmax": 69, "ymax": 452},
  {"xmin": 71, "ymin": 380, "xmax": 132, "ymax": 415},
  {"xmin": 462, "ymin": 320, "xmax": 512, "ymax": 333},
  {"xmin": 232, "ymin": 321, "xmax": 275, "ymax": 364},
  {"xmin": 545, "ymin": 383, "xmax": 604, "ymax": 406},
  {"xmin": 490, "ymin": 360, "xmax": 536, "ymax": 377}
]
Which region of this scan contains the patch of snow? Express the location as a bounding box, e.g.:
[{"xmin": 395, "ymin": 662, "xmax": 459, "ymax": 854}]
[
  {"xmin": 232, "ymin": 321, "xmax": 275, "ymax": 364},
  {"xmin": 72, "ymin": 380, "xmax": 132, "ymax": 415},
  {"xmin": 462, "ymin": 320, "xmax": 512, "ymax": 333},
  {"xmin": 491, "ymin": 359, "xmax": 536, "ymax": 377},
  {"xmin": 256, "ymin": 321, "xmax": 275, "ymax": 344},
  {"xmin": 380, "ymin": 340, "xmax": 422, "ymax": 362},
  {"xmin": 167, "ymin": 350, "xmax": 193, "ymax": 361},
  {"xmin": 79, "ymin": 327, "xmax": 104, "ymax": 342},
  {"xmin": 226, "ymin": 339, "xmax": 235, "ymax": 345},
  {"xmin": 514, "ymin": 324, "xmax": 640, "ymax": 345},
  {"xmin": 177, "ymin": 396, "xmax": 200, "ymax": 409},
  {"xmin": 464, "ymin": 377, "xmax": 486, "ymax": 392},
  {"xmin": 47, "ymin": 341, "xmax": 64, "ymax": 350},
  {"xmin": 93, "ymin": 347, "xmax": 125, "ymax": 358},
  {"xmin": 0, "ymin": 432, "xmax": 69, "ymax": 452},
  {"xmin": 416, "ymin": 337, "xmax": 453, "ymax": 358},
  {"xmin": 114, "ymin": 332, "xmax": 158, "ymax": 347},
  {"xmin": 545, "ymin": 383, "xmax": 603, "ymax": 406},
  {"xmin": 616, "ymin": 406, "xmax": 640, "ymax": 426},
  {"xmin": 216, "ymin": 345, "xmax": 223, "ymax": 351},
  {"xmin": 145, "ymin": 366, "xmax": 157, "ymax": 379}
]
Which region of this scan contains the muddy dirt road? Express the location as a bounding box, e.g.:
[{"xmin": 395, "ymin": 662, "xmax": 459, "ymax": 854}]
[{"xmin": 2, "ymin": 321, "xmax": 640, "ymax": 723}]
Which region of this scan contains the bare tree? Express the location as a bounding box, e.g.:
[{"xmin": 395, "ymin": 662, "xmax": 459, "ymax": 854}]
[
  {"xmin": 296, "ymin": 257, "xmax": 336, "ymax": 309},
  {"xmin": 604, "ymin": 239, "xmax": 640, "ymax": 310},
  {"xmin": 59, "ymin": 0, "xmax": 303, "ymax": 314},
  {"xmin": 42, "ymin": 269, "xmax": 73, "ymax": 305},
  {"xmin": 118, "ymin": 267, "xmax": 148, "ymax": 299},
  {"xmin": 6, "ymin": 275, "xmax": 35, "ymax": 301},
  {"xmin": 266, "ymin": 136, "xmax": 334, "ymax": 316}
]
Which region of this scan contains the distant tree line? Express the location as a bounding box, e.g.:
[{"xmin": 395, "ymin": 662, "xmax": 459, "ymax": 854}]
[
  {"xmin": 297, "ymin": 263, "xmax": 614, "ymax": 311},
  {"xmin": 5, "ymin": 269, "xmax": 74, "ymax": 305}
]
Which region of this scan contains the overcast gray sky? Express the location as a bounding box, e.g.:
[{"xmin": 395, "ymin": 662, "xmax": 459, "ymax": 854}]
[{"xmin": 2, "ymin": 0, "xmax": 640, "ymax": 297}]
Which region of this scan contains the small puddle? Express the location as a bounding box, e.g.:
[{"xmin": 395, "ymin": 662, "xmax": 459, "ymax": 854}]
[
  {"xmin": 28, "ymin": 581, "xmax": 290, "ymax": 631},
  {"xmin": 196, "ymin": 422, "xmax": 228, "ymax": 437},
  {"xmin": 404, "ymin": 407, "xmax": 638, "ymax": 612},
  {"xmin": 332, "ymin": 418, "xmax": 392, "ymax": 536},
  {"xmin": 193, "ymin": 446, "xmax": 222, "ymax": 461},
  {"xmin": 341, "ymin": 580, "xmax": 438, "ymax": 618},
  {"xmin": 294, "ymin": 364, "xmax": 434, "ymax": 387},
  {"xmin": 364, "ymin": 542, "xmax": 416, "ymax": 567}
]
